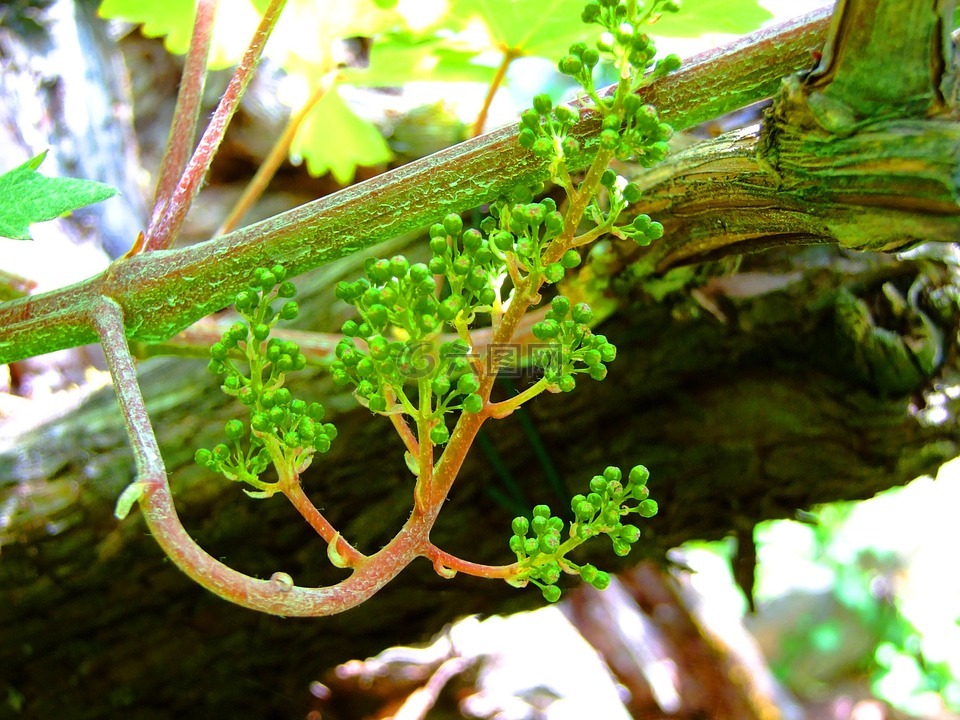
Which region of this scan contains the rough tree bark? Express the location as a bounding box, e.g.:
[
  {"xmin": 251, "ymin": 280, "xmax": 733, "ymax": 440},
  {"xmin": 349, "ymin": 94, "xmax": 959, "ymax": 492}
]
[{"xmin": 1, "ymin": 0, "xmax": 958, "ymax": 718}]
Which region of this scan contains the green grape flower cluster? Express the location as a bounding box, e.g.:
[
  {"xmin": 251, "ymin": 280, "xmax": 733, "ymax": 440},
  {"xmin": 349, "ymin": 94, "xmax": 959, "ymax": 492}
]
[
  {"xmin": 531, "ymin": 295, "xmax": 616, "ymax": 391},
  {"xmin": 526, "ymin": 0, "xmax": 681, "ymax": 180},
  {"xmin": 304, "ymin": 0, "xmax": 675, "ymax": 604},
  {"xmin": 578, "ymin": 0, "xmax": 682, "ymax": 81},
  {"xmin": 195, "ymin": 265, "xmax": 337, "ymax": 496},
  {"xmin": 428, "ymin": 213, "xmax": 503, "ymax": 318},
  {"xmin": 330, "ymin": 250, "xmax": 485, "ymax": 436},
  {"xmin": 508, "ymin": 465, "xmax": 657, "ymax": 601}
]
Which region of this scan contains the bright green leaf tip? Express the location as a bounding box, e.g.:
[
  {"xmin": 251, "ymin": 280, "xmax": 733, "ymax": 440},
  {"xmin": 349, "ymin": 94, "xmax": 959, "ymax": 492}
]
[
  {"xmin": 326, "ymin": 533, "xmax": 350, "ymax": 569},
  {"xmin": 114, "ymin": 481, "xmax": 147, "ymax": 520},
  {"xmin": 0, "ymin": 151, "xmax": 118, "ymax": 241}
]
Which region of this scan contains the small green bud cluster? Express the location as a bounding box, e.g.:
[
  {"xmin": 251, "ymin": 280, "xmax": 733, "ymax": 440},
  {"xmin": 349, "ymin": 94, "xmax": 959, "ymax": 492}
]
[
  {"xmin": 331, "ymin": 332, "xmax": 406, "ymax": 412},
  {"xmin": 428, "ymin": 213, "xmax": 504, "ymax": 319},
  {"xmin": 424, "ymin": 351, "xmax": 485, "ymax": 443},
  {"xmin": 513, "ymin": 0, "xmax": 678, "ymax": 271},
  {"xmin": 197, "ymin": 266, "xmax": 336, "ymax": 495},
  {"xmin": 194, "ymin": 425, "xmax": 272, "ymax": 486},
  {"xmin": 206, "ymin": 266, "xmax": 303, "ymax": 377},
  {"xmin": 508, "ymin": 464, "xmax": 656, "ymax": 602},
  {"xmin": 604, "ymin": 94, "xmax": 674, "ymax": 166},
  {"xmin": 617, "ymin": 211, "xmax": 665, "ymax": 247},
  {"xmin": 334, "ymin": 255, "xmax": 440, "ymax": 342},
  {"xmin": 580, "ymin": 0, "xmax": 682, "ymax": 77},
  {"xmin": 522, "ymin": 0, "xmax": 680, "ymax": 175},
  {"xmin": 487, "ymin": 196, "xmax": 569, "ymax": 285},
  {"xmin": 509, "ymin": 505, "xmax": 587, "ymax": 602},
  {"xmin": 530, "ymin": 295, "xmax": 617, "ymax": 390},
  {"xmin": 568, "ymin": 464, "xmax": 657, "ymax": 552},
  {"xmin": 557, "ymin": 41, "xmax": 601, "ymax": 89},
  {"xmin": 517, "ymin": 93, "xmax": 582, "ymax": 172},
  {"xmin": 331, "ymin": 332, "xmax": 479, "ymax": 424},
  {"xmin": 249, "ymin": 392, "xmax": 336, "ymax": 456},
  {"xmin": 331, "ymin": 250, "xmax": 487, "ymax": 423},
  {"xmin": 591, "ymin": 169, "xmax": 665, "ymax": 247}
]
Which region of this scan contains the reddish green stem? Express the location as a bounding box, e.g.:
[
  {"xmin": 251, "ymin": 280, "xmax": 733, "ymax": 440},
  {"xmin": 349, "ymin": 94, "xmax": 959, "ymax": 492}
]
[
  {"xmin": 147, "ymin": 0, "xmax": 217, "ymax": 240},
  {"xmin": 472, "ymin": 48, "xmax": 520, "ymax": 137},
  {"xmin": 281, "ymin": 472, "xmax": 366, "ymax": 567},
  {"xmin": 90, "ymin": 297, "xmax": 167, "ymax": 484},
  {"xmin": 143, "ymin": 0, "xmax": 287, "ymax": 252},
  {"xmin": 423, "ymin": 543, "xmax": 518, "ymax": 579},
  {"xmin": 217, "ymin": 71, "xmax": 337, "ymax": 236}
]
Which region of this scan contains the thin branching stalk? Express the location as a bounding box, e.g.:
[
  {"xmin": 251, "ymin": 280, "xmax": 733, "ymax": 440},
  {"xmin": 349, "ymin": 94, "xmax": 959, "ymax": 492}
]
[
  {"xmin": 281, "ymin": 474, "xmax": 366, "ymax": 566},
  {"xmin": 423, "ymin": 543, "xmax": 517, "ymax": 579},
  {"xmin": 95, "ymin": 292, "xmax": 450, "ymax": 615}
]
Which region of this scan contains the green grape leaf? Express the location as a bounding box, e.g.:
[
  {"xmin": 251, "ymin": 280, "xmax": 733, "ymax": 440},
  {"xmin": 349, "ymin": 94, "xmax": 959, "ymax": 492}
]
[
  {"xmin": 98, "ymin": 0, "xmax": 196, "ymax": 56},
  {"xmin": 291, "ymin": 87, "xmax": 392, "ymax": 185},
  {"xmin": 445, "ymin": 0, "xmax": 589, "ymax": 59},
  {"xmin": 650, "ymin": 0, "xmax": 774, "ymax": 37},
  {"xmin": 255, "ymin": 0, "xmax": 403, "ymax": 69},
  {"xmin": 444, "ymin": 0, "xmax": 773, "ymax": 59},
  {"xmin": 99, "ymin": 0, "xmax": 264, "ymax": 70},
  {"xmin": 341, "ymin": 34, "xmax": 497, "ymax": 86},
  {"xmin": 0, "ymin": 151, "xmax": 118, "ymax": 241}
]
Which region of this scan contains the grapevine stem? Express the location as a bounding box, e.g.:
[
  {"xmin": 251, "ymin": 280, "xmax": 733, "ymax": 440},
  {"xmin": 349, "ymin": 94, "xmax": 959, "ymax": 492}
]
[
  {"xmin": 148, "ymin": 0, "xmax": 217, "ymax": 236},
  {"xmin": 471, "ymin": 48, "xmax": 520, "ymax": 137},
  {"xmin": 0, "ymin": 7, "xmax": 835, "ymax": 365},
  {"xmin": 144, "ymin": 0, "xmax": 287, "ymax": 251},
  {"xmin": 281, "ymin": 473, "xmax": 366, "ymax": 566},
  {"xmin": 423, "ymin": 544, "xmax": 518, "ymax": 579}
]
